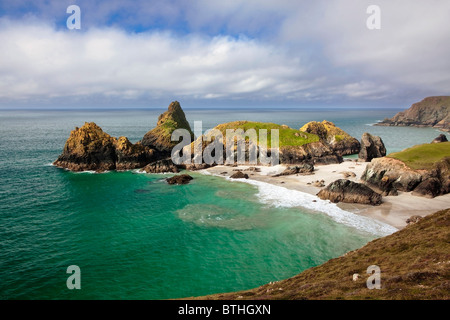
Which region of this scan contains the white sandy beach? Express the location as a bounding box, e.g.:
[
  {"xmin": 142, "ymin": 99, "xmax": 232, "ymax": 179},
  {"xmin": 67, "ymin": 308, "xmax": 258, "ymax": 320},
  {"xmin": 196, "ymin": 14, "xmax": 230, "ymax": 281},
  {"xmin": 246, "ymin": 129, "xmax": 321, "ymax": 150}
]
[{"xmin": 204, "ymin": 161, "xmax": 450, "ymax": 230}]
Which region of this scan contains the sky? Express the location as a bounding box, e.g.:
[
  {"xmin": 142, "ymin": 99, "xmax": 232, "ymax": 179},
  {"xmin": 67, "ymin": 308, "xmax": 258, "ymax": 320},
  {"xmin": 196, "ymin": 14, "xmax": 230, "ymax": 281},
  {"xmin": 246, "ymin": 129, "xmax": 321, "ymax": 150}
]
[{"xmin": 0, "ymin": 0, "xmax": 449, "ymax": 109}]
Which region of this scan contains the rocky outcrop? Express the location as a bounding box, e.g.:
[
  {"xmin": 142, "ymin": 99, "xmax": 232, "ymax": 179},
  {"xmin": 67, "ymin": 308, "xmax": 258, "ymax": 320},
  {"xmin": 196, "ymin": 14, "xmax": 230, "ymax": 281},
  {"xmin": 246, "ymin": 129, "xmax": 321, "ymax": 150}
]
[
  {"xmin": 361, "ymin": 156, "xmax": 450, "ymax": 198},
  {"xmin": 376, "ymin": 96, "xmax": 450, "ymax": 131},
  {"xmin": 431, "ymin": 134, "xmax": 448, "ymax": 143},
  {"xmin": 279, "ymin": 142, "xmax": 343, "ymax": 165},
  {"xmin": 141, "ymin": 158, "xmax": 179, "ymax": 173},
  {"xmin": 358, "ymin": 132, "xmax": 386, "ymax": 162},
  {"xmin": 273, "ymin": 163, "xmax": 314, "ymax": 177},
  {"xmin": 142, "ymin": 101, "xmax": 194, "ymax": 153},
  {"xmin": 317, "ymin": 179, "xmax": 382, "ymax": 205},
  {"xmin": 166, "ymin": 174, "xmax": 193, "ymax": 185},
  {"xmin": 53, "ymin": 122, "xmax": 155, "ymax": 172},
  {"xmin": 230, "ymin": 171, "xmax": 249, "ymax": 179},
  {"xmin": 300, "ymin": 120, "xmax": 360, "ymax": 156}
]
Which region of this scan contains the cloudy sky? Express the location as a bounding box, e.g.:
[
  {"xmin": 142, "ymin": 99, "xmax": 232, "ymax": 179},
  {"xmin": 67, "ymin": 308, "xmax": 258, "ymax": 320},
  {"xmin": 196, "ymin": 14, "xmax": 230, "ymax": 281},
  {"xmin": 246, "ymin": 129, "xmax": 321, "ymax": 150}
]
[{"xmin": 0, "ymin": 0, "xmax": 449, "ymax": 108}]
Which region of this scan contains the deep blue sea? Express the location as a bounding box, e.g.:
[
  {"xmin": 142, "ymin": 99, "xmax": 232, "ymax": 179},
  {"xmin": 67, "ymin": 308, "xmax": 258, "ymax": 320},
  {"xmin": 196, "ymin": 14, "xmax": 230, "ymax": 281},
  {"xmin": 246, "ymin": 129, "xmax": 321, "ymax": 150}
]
[{"xmin": 0, "ymin": 107, "xmax": 447, "ymax": 299}]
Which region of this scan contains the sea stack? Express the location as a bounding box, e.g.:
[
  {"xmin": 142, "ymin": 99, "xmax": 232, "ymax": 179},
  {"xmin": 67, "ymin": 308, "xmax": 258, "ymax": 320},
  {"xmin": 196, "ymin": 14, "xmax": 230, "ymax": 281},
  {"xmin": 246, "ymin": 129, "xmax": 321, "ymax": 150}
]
[
  {"xmin": 53, "ymin": 122, "xmax": 155, "ymax": 172},
  {"xmin": 142, "ymin": 101, "xmax": 194, "ymax": 153},
  {"xmin": 358, "ymin": 132, "xmax": 386, "ymax": 162}
]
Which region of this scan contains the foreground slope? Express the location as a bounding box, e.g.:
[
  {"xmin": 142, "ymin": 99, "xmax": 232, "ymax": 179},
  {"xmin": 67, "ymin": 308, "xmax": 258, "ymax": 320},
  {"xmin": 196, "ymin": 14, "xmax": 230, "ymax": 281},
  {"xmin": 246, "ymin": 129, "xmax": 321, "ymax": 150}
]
[{"xmin": 194, "ymin": 208, "xmax": 450, "ymax": 300}]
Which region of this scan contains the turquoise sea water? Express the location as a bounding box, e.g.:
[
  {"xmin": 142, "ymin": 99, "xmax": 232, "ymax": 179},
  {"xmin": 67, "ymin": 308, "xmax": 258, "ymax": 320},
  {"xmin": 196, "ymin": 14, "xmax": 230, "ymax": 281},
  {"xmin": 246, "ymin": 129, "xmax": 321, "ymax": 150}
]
[{"xmin": 0, "ymin": 108, "xmax": 447, "ymax": 299}]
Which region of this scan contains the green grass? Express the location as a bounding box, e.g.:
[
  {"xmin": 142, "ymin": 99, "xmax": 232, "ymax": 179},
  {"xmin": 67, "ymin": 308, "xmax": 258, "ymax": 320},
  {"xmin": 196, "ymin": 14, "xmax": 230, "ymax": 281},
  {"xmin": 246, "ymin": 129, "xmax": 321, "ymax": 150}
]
[
  {"xmin": 387, "ymin": 142, "xmax": 450, "ymax": 170},
  {"xmin": 214, "ymin": 121, "xmax": 320, "ymax": 148}
]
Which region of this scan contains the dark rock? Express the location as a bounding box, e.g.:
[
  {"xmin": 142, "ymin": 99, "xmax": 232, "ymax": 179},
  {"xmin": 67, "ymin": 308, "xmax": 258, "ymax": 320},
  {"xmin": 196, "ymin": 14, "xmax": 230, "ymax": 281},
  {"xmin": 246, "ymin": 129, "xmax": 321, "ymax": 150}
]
[
  {"xmin": 317, "ymin": 179, "xmax": 382, "ymax": 205},
  {"xmin": 166, "ymin": 174, "xmax": 193, "ymax": 185},
  {"xmin": 412, "ymin": 178, "xmax": 442, "ymax": 198},
  {"xmin": 142, "ymin": 159, "xmax": 179, "ymax": 173},
  {"xmin": 230, "ymin": 171, "xmax": 249, "ymax": 179},
  {"xmin": 358, "ymin": 132, "xmax": 386, "ymax": 162},
  {"xmin": 431, "ymin": 134, "xmax": 448, "ymax": 143},
  {"xmin": 279, "ymin": 142, "xmax": 343, "ymax": 165},
  {"xmin": 273, "ymin": 162, "xmax": 314, "ymax": 177}
]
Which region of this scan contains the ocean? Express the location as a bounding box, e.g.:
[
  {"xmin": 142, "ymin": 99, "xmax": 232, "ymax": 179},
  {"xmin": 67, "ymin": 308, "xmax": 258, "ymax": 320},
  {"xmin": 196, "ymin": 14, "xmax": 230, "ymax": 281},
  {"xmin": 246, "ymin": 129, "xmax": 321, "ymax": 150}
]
[{"xmin": 0, "ymin": 107, "xmax": 447, "ymax": 299}]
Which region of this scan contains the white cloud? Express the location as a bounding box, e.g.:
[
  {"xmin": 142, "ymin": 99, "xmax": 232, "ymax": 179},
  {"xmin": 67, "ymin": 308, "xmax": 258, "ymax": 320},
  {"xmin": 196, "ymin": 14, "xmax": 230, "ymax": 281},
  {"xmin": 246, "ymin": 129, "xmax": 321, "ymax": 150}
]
[{"xmin": 0, "ymin": 0, "xmax": 449, "ymax": 107}]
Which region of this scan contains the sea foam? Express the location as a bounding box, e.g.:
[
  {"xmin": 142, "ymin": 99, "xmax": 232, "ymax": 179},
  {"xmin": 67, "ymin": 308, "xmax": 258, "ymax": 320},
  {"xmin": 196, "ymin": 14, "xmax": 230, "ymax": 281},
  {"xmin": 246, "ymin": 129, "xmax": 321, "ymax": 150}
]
[
  {"xmin": 200, "ymin": 169, "xmax": 398, "ymax": 236},
  {"xmin": 239, "ymin": 178, "xmax": 398, "ymax": 236}
]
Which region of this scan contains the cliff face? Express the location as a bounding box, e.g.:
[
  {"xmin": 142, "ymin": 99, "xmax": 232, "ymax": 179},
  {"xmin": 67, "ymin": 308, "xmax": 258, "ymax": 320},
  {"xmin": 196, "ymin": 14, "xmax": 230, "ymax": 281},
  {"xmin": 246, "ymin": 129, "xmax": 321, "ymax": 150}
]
[
  {"xmin": 300, "ymin": 120, "xmax": 361, "ymax": 156},
  {"xmin": 53, "ymin": 122, "xmax": 155, "ymax": 172},
  {"xmin": 195, "ymin": 208, "xmax": 450, "ymax": 300},
  {"xmin": 142, "ymin": 101, "xmax": 194, "ymax": 153},
  {"xmin": 376, "ymin": 96, "xmax": 450, "ymax": 131}
]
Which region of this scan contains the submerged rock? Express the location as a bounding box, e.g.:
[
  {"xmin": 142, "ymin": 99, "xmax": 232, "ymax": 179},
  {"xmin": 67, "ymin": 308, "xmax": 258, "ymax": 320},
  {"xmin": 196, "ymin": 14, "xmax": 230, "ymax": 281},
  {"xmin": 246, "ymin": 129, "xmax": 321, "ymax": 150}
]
[
  {"xmin": 358, "ymin": 132, "xmax": 386, "ymax": 162},
  {"xmin": 317, "ymin": 179, "xmax": 382, "ymax": 205},
  {"xmin": 166, "ymin": 174, "xmax": 193, "ymax": 185}
]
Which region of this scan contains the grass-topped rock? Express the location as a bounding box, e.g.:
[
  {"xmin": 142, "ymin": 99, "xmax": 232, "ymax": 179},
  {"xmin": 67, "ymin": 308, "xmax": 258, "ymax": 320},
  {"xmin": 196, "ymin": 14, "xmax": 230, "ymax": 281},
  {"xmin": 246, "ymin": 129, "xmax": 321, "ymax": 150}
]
[
  {"xmin": 362, "ymin": 142, "xmax": 450, "ymax": 198},
  {"xmin": 142, "ymin": 101, "xmax": 194, "ymax": 153}
]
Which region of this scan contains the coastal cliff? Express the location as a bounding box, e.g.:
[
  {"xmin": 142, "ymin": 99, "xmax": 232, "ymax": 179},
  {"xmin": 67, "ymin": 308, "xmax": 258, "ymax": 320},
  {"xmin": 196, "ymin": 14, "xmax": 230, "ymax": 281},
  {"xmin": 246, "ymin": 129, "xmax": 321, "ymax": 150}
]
[
  {"xmin": 376, "ymin": 96, "xmax": 450, "ymax": 132},
  {"xmin": 194, "ymin": 208, "xmax": 450, "ymax": 300},
  {"xmin": 53, "ymin": 122, "xmax": 156, "ymax": 172}
]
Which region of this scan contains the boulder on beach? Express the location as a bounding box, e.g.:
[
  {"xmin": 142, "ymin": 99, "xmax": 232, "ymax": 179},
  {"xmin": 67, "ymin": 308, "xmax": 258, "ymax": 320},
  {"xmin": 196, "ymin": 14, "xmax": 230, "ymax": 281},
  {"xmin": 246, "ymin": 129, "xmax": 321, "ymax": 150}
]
[
  {"xmin": 317, "ymin": 179, "xmax": 382, "ymax": 205},
  {"xmin": 358, "ymin": 132, "xmax": 386, "ymax": 162},
  {"xmin": 230, "ymin": 171, "xmax": 249, "ymax": 179},
  {"xmin": 273, "ymin": 162, "xmax": 314, "ymax": 177}
]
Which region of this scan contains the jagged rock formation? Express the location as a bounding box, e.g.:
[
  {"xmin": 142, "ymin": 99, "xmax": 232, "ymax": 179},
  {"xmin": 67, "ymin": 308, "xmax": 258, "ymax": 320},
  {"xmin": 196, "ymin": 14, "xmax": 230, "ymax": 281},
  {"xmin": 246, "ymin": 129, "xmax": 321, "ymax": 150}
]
[
  {"xmin": 358, "ymin": 132, "xmax": 386, "ymax": 162},
  {"xmin": 141, "ymin": 159, "xmax": 179, "ymax": 173},
  {"xmin": 317, "ymin": 179, "xmax": 382, "ymax": 205},
  {"xmin": 279, "ymin": 142, "xmax": 342, "ymax": 165},
  {"xmin": 142, "ymin": 101, "xmax": 194, "ymax": 153},
  {"xmin": 166, "ymin": 174, "xmax": 193, "ymax": 185},
  {"xmin": 431, "ymin": 134, "xmax": 448, "ymax": 143},
  {"xmin": 376, "ymin": 96, "xmax": 450, "ymax": 132},
  {"xmin": 53, "ymin": 122, "xmax": 155, "ymax": 172},
  {"xmin": 299, "ymin": 120, "xmax": 361, "ymax": 156},
  {"xmin": 273, "ymin": 163, "xmax": 314, "ymax": 177},
  {"xmin": 361, "ymin": 156, "xmax": 450, "ymax": 198}
]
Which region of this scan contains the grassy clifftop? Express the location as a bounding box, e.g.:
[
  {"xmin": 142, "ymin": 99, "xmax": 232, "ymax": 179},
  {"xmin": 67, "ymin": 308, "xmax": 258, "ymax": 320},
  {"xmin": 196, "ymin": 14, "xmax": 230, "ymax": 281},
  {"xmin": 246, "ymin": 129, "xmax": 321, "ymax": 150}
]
[
  {"xmin": 387, "ymin": 142, "xmax": 450, "ymax": 170},
  {"xmin": 213, "ymin": 121, "xmax": 319, "ymax": 148},
  {"xmin": 194, "ymin": 208, "xmax": 450, "ymax": 300}
]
